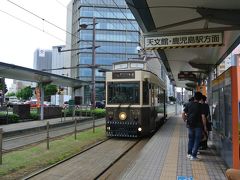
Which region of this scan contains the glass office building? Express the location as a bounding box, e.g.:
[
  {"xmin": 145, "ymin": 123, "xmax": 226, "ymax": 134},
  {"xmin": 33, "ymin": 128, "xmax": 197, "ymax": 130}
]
[{"xmin": 67, "ymin": 0, "xmax": 140, "ymax": 104}]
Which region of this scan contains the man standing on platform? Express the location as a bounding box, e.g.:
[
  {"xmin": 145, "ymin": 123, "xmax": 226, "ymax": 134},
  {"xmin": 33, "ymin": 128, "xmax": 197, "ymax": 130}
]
[{"xmin": 182, "ymin": 92, "xmax": 207, "ymax": 160}]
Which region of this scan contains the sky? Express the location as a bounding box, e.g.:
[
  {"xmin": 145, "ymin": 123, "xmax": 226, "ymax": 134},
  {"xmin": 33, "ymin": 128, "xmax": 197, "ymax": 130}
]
[{"xmin": 0, "ymin": 0, "xmax": 70, "ymax": 87}]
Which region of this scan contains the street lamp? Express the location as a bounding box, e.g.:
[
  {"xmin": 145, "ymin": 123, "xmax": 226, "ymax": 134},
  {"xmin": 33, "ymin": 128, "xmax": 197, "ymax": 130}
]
[{"xmin": 79, "ymin": 17, "xmax": 97, "ymax": 109}]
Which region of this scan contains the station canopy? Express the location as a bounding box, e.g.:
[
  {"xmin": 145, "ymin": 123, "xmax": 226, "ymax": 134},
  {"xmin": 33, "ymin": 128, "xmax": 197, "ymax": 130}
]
[
  {"xmin": 126, "ymin": 0, "xmax": 240, "ymax": 89},
  {"xmin": 0, "ymin": 61, "xmax": 88, "ymax": 88}
]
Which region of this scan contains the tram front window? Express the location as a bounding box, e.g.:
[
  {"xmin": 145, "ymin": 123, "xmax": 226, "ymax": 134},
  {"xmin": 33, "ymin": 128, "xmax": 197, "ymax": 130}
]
[{"xmin": 108, "ymin": 82, "xmax": 140, "ymax": 104}]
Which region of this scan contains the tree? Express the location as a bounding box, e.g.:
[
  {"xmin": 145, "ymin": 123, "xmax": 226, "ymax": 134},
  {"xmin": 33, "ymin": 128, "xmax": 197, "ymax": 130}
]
[
  {"xmin": 44, "ymin": 84, "xmax": 58, "ymax": 101},
  {"xmin": 169, "ymin": 96, "xmax": 176, "ymax": 102},
  {"xmin": 6, "ymin": 92, "xmax": 16, "ymax": 97},
  {"xmin": 0, "ymin": 78, "xmax": 8, "ymax": 94},
  {"xmin": 16, "ymin": 86, "xmax": 33, "ymax": 100}
]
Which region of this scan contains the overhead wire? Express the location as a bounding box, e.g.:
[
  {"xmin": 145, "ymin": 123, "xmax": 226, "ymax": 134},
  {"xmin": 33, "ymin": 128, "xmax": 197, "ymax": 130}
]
[
  {"xmin": 6, "ymin": 0, "xmax": 130, "ymax": 59},
  {"xmin": 0, "ymin": 8, "xmax": 66, "ymax": 44},
  {"xmin": 6, "ymin": 0, "xmax": 78, "ymax": 43},
  {"xmin": 76, "ymin": 0, "xmax": 141, "ymax": 58},
  {"xmin": 5, "ymin": 0, "xmax": 141, "ymax": 60},
  {"xmin": 111, "ymin": 0, "xmax": 140, "ymax": 33}
]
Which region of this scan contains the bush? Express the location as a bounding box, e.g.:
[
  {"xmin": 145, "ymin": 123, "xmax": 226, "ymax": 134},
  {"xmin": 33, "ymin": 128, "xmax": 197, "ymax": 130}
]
[
  {"xmin": 92, "ymin": 109, "xmax": 106, "ymax": 118},
  {"xmin": 30, "ymin": 112, "xmax": 39, "ymax": 120},
  {"xmin": 8, "ymin": 114, "xmax": 20, "ymax": 123},
  {"xmin": 0, "ymin": 113, "xmax": 20, "ymax": 124},
  {"xmin": 62, "ymin": 108, "xmax": 106, "ymax": 118}
]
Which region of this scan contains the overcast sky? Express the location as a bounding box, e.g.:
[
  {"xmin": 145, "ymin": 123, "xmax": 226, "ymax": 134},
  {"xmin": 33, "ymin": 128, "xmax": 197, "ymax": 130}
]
[{"xmin": 0, "ymin": 0, "xmax": 70, "ymax": 87}]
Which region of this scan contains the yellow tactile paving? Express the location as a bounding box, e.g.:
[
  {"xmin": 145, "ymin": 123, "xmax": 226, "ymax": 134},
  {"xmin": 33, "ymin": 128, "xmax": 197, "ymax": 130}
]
[
  {"xmin": 160, "ymin": 117, "xmax": 211, "ymax": 180},
  {"xmin": 159, "ymin": 119, "xmax": 180, "ymax": 180},
  {"xmin": 191, "ymin": 160, "xmax": 209, "ymax": 180}
]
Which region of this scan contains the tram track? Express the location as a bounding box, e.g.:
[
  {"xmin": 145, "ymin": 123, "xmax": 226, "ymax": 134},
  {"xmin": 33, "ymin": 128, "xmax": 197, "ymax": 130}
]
[
  {"xmin": 23, "ymin": 138, "xmax": 148, "ymax": 180},
  {"xmin": 2, "ymin": 119, "xmax": 105, "ymax": 153},
  {"xmin": 93, "ymin": 139, "xmax": 141, "ymax": 180},
  {"xmin": 23, "ymin": 138, "xmax": 111, "ymax": 180}
]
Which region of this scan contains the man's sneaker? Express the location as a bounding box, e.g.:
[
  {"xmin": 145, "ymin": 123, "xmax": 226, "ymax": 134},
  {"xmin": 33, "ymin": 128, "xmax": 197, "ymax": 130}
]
[
  {"xmin": 190, "ymin": 156, "xmax": 200, "ymax": 161},
  {"xmin": 187, "ymin": 154, "xmax": 192, "ymax": 158}
]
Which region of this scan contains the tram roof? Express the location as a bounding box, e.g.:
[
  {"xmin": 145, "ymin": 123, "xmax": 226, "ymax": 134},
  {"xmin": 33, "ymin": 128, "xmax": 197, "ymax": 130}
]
[
  {"xmin": 126, "ymin": 0, "xmax": 240, "ymax": 89},
  {"xmin": 0, "ymin": 61, "xmax": 88, "ymax": 88}
]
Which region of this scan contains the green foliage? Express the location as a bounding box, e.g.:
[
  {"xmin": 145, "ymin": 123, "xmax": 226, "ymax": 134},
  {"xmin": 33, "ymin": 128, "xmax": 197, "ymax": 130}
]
[
  {"xmin": 63, "ymin": 108, "xmax": 106, "ymax": 118},
  {"xmin": 0, "ymin": 113, "xmax": 20, "ymax": 124},
  {"xmin": 30, "ymin": 112, "xmax": 39, "ymax": 120},
  {"xmin": 5, "ymin": 92, "xmax": 16, "ymax": 97},
  {"xmin": 0, "ymin": 78, "xmax": 8, "ymax": 94},
  {"xmin": 0, "ymin": 127, "xmax": 106, "ymax": 178},
  {"xmin": 92, "ymin": 109, "xmax": 106, "ymax": 118},
  {"xmin": 16, "ymin": 86, "xmax": 33, "ymax": 100},
  {"xmin": 44, "ymin": 84, "xmax": 58, "ymax": 101},
  {"xmin": 8, "ymin": 114, "xmax": 20, "ymax": 123}
]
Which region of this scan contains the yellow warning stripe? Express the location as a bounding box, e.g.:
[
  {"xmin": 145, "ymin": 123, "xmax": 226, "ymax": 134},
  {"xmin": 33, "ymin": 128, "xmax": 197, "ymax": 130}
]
[
  {"xmin": 159, "ymin": 118, "xmax": 180, "ymax": 179},
  {"xmin": 144, "ymin": 44, "xmax": 223, "ymax": 50}
]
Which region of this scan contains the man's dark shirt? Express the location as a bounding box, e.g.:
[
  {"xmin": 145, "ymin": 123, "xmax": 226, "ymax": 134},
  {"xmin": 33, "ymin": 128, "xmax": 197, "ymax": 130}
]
[
  {"xmin": 184, "ymin": 101, "xmax": 203, "ymax": 128},
  {"xmin": 202, "ymin": 103, "xmax": 210, "ymax": 119}
]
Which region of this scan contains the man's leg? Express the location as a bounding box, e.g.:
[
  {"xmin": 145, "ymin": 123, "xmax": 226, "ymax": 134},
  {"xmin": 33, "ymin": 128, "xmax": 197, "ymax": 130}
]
[
  {"xmin": 188, "ymin": 128, "xmax": 194, "ymax": 155},
  {"xmin": 192, "ymin": 127, "xmax": 202, "ymax": 158}
]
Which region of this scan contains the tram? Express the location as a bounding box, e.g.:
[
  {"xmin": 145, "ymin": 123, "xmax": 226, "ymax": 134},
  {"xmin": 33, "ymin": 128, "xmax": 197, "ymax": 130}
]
[{"xmin": 105, "ymin": 60, "xmax": 167, "ymax": 137}]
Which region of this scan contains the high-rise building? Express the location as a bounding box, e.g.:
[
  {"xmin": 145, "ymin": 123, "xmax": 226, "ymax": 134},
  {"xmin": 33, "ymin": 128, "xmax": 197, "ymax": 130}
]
[
  {"xmin": 33, "ymin": 49, "xmax": 52, "ymax": 71},
  {"xmin": 66, "ymin": 0, "xmax": 140, "ymax": 104},
  {"xmin": 9, "ymin": 80, "xmax": 36, "ymax": 93},
  {"xmin": 52, "ymin": 45, "xmax": 70, "ymax": 77}
]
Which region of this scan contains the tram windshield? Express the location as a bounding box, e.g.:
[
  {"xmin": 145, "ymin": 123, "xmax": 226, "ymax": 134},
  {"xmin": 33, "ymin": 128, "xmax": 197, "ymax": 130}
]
[{"xmin": 107, "ymin": 82, "xmax": 140, "ymax": 104}]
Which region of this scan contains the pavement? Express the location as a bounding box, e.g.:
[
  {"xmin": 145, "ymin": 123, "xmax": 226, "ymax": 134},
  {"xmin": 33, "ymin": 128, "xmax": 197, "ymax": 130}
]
[{"xmin": 121, "ymin": 115, "xmax": 227, "ymax": 180}]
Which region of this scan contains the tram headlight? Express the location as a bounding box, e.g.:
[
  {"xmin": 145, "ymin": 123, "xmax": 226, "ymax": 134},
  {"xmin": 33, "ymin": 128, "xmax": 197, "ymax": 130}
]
[
  {"xmin": 138, "ymin": 127, "xmax": 142, "ymax": 132},
  {"xmin": 119, "ymin": 112, "xmax": 127, "ymax": 121}
]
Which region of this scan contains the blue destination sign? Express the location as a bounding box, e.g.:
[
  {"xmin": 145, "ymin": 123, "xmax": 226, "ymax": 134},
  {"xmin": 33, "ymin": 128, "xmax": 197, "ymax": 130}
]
[{"xmin": 177, "ymin": 176, "xmax": 193, "ymax": 180}]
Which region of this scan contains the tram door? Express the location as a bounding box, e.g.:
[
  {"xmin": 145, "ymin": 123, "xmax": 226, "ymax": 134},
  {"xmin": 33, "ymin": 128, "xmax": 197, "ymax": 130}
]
[{"xmin": 150, "ymin": 84, "xmax": 155, "ymax": 130}]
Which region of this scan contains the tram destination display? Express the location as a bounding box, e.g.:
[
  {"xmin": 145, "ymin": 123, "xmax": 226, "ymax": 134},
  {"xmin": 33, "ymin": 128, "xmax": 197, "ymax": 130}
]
[{"xmin": 112, "ymin": 71, "xmax": 135, "ymax": 79}]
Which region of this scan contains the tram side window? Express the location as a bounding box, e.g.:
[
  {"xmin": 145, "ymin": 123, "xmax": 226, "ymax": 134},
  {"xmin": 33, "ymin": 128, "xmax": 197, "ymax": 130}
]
[{"xmin": 143, "ymin": 81, "xmax": 149, "ymax": 105}]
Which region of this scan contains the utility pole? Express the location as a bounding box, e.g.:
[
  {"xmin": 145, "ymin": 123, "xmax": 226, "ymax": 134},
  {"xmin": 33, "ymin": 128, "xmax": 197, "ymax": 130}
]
[{"xmin": 92, "ymin": 17, "xmax": 96, "ymax": 109}]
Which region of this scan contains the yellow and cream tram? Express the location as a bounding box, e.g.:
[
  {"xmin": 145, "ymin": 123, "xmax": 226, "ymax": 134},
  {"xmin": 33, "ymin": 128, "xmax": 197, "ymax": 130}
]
[{"xmin": 105, "ymin": 61, "xmax": 167, "ymax": 137}]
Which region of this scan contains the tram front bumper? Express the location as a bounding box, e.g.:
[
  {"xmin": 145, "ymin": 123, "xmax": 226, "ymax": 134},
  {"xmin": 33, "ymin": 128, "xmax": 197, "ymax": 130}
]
[{"xmin": 106, "ymin": 121, "xmax": 141, "ymax": 137}]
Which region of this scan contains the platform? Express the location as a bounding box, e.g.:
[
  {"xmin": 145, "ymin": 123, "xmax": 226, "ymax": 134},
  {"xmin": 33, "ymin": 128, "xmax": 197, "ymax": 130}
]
[{"xmin": 120, "ymin": 115, "xmax": 227, "ymax": 180}]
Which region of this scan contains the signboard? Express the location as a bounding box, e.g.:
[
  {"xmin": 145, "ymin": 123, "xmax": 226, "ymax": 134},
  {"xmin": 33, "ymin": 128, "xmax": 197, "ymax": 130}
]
[
  {"xmin": 144, "ymin": 32, "xmax": 223, "ymax": 50},
  {"xmin": 178, "ymin": 71, "xmax": 196, "ymax": 81}
]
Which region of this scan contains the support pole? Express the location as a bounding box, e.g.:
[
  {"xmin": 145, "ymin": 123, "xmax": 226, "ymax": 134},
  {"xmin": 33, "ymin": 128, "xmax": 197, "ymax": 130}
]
[
  {"xmin": 0, "ymin": 128, "xmax": 2, "ymax": 165},
  {"xmin": 46, "ymin": 121, "xmax": 49, "ymax": 150},
  {"xmin": 175, "ymin": 86, "xmax": 177, "ymax": 115},
  {"xmin": 74, "ymin": 117, "xmax": 77, "ymax": 140},
  {"xmin": 40, "ymin": 83, "xmax": 44, "ymax": 120},
  {"xmin": 92, "ymin": 17, "xmax": 96, "ymax": 110}
]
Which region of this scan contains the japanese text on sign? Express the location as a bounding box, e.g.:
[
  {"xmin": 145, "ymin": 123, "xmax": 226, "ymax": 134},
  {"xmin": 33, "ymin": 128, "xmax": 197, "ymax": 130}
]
[{"xmin": 144, "ymin": 32, "xmax": 223, "ymax": 49}]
